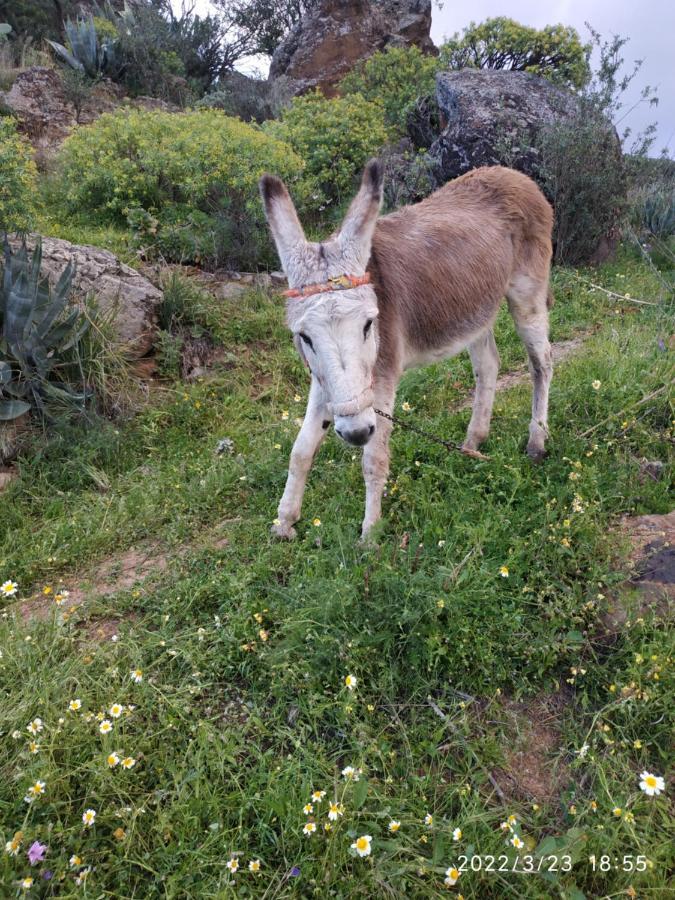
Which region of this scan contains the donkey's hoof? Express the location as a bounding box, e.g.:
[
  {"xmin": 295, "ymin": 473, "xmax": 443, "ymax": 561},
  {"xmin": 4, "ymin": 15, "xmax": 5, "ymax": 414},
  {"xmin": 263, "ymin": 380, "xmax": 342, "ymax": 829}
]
[
  {"xmin": 527, "ymin": 445, "xmax": 547, "ymax": 463},
  {"xmin": 271, "ymin": 522, "xmax": 297, "ymax": 540}
]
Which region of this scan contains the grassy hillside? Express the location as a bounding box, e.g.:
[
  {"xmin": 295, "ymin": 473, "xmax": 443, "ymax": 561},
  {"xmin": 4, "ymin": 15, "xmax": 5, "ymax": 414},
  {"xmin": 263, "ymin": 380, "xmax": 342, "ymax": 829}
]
[{"xmin": 0, "ymin": 249, "xmax": 672, "ymax": 897}]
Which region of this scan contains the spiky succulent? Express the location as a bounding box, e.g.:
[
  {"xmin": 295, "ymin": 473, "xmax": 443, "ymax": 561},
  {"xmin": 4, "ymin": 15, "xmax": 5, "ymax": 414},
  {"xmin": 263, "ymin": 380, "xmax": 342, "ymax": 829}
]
[
  {"xmin": 48, "ymin": 15, "xmax": 123, "ymax": 79},
  {"xmin": 643, "ymin": 191, "xmax": 675, "ymax": 238},
  {"xmin": 0, "ymin": 239, "xmax": 89, "ymax": 421}
]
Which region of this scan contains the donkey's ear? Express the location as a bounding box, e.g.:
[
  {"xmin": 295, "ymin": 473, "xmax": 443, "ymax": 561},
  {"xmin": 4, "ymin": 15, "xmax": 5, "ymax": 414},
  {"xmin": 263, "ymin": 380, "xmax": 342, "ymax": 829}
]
[
  {"xmin": 259, "ymin": 174, "xmax": 306, "ymax": 270},
  {"xmin": 339, "ymin": 158, "xmax": 384, "ymax": 249}
]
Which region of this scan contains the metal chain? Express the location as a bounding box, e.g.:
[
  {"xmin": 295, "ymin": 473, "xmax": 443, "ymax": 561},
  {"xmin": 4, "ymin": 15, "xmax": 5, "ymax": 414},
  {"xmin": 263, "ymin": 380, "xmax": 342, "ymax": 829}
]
[{"xmin": 374, "ymin": 408, "xmax": 489, "ymax": 461}]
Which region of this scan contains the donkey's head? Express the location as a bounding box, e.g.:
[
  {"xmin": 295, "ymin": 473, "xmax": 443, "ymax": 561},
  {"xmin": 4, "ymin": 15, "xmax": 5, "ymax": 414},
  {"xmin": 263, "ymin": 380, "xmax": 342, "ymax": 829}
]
[{"xmin": 260, "ymin": 159, "xmax": 383, "ymax": 446}]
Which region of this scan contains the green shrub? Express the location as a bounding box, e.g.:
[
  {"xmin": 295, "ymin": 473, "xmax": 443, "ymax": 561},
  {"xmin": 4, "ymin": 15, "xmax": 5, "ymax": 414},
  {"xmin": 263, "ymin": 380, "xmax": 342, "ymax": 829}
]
[
  {"xmin": 340, "ymin": 46, "xmax": 441, "ymax": 135},
  {"xmin": 265, "ymin": 91, "xmax": 388, "ymax": 210},
  {"xmin": 0, "ymin": 118, "xmax": 37, "ymax": 233},
  {"xmin": 58, "ymin": 108, "xmax": 304, "ymax": 270}
]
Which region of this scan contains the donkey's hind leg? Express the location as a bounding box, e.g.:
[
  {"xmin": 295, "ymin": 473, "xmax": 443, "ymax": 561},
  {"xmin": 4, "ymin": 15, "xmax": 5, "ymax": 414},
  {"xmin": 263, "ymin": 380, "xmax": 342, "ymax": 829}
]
[
  {"xmin": 463, "ymin": 328, "xmax": 500, "ymax": 451},
  {"xmin": 506, "ymin": 276, "xmax": 553, "ymax": 461}
]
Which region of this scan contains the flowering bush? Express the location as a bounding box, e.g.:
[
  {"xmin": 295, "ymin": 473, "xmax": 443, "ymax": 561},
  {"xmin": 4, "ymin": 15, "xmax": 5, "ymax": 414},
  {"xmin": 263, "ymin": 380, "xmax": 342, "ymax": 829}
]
[
  {"xmin": 265, "ymin": 92, "xmax": 387, "ymax": 211},
  {"xmin": 340, "ymin": 46, "xmax": 441, "ymax": 135},
  {"xmin": 58, "ymin": 108, "xmax": 305, "ymax": 268},
  {"xmin": 0, "ymin": 118, "xmax": 37, "ymax": 233}
]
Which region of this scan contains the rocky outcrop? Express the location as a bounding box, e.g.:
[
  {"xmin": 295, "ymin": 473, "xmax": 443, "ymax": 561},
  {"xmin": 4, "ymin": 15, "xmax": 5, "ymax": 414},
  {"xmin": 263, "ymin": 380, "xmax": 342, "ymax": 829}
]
[
  {"xmin": 9, "ymin": 236, "xmax": 162, "ymax": 358},
  {"xmin": 425, "ymin": 69, "xmax": 581, "ymax": 185},
  {"xmin": 270, "ymin": 0, "xmax": 436, "ymax": 97}
]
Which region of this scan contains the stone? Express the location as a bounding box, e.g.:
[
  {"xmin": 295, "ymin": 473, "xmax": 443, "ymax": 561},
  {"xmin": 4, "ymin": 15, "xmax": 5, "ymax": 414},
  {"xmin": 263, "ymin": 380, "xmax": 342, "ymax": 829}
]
[
  {"xmin": 426, "ymin": 69, "xmax": 581, "ymax": 185},
  {"xmin": 215, "ymin": 282, "xmax": 248, "ymax": 300},
  {"xmin": 0, "ymin": 467, "xmax": 18, "ymax": 491},
  {"xmin": 8, "ymin": 236, "xmax": 162, "ymax": 358},
  {"xmin": 270, "ymin": 0, "xmax": 436, "ymax": 97},
  {"xmin": 270, "ymin": 271, "xmax": 288, "ymax": 286}
]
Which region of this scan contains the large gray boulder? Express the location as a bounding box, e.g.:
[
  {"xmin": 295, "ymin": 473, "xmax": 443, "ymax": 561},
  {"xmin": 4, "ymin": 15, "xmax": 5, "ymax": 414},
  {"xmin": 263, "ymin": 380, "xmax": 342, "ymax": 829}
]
[
  {"xmin": 269, "ymin": 0, "xmax": 436, "ymax": 97},
  {"xmin": 9, "ymin": 236, "xmax": 162, "ymax": 358},
  {"xmin": 426, "ymin": 69, "xmax": 581, "ymax": 185}
]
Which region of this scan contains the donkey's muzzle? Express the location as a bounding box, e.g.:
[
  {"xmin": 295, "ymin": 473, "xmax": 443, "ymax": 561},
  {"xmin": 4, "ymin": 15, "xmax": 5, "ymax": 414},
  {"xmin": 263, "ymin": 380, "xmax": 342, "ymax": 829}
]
[{"xmin": 336, "ymin": 423, "xmax": 375, "ymax": 446}]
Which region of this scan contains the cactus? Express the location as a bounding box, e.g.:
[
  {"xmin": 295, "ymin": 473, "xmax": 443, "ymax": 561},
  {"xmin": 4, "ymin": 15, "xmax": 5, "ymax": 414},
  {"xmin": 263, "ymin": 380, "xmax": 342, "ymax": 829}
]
[
  {"xmin": 47, "ymin": 15, "xmax": 123, "ymax": 80},
  {"xmin": 0, "ymin": 239, "xmax": 89, "ymax": 421}
]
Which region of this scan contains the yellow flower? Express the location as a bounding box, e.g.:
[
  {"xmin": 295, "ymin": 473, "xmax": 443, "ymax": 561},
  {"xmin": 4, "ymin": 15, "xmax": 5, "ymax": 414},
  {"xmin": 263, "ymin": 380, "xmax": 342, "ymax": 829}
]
[
  {"xmin": 303, "ymin": 822, "xmax": 317, "ymax": 836},
  {"xmin": 109, "ymin": 703, "xmax": 124, "ymax": 719},
  {"xmin": 592, "ymin": 380, "xmax": 601, "ymax": 390},
  {"xmin": 99, "ymin": 720, "xmax": 113, "ymax": 735},
  {"xmin": 253, "ymin": 612, "xmax": 263, "ymax": 624},
  {"xmin": 281, "ymin": 410, "xmax": 289, "ymax": 421},
  {"xmin": 27, "ymin": 718, "xmax": 43, "ymax": 735},
  {"xmin": 351, "ymin": 834, "xmax": 372, "ymax": 857},
  {"xmin": 226, "ymin": 857, "xmax": 239, "ymax": 873},
  {"xmin": 113, "ymin": 827, "xmax": 126, "ymax": 841},
  {"xmin": 1, "ymin": 579, "xmax": 18, "ymax": 596},
  {"xmin": 107, "ymin": 752, "xmax": 120, "ymax": 768},
  {"xmin": 328, "ymin": 801, "xmax": 344, "ymax": 821},
  {"xmin": 312, "ymin": 517, "xmax": 321, "ymax": 527},
  {"xmin": 311, "ymin": 790, "xmax": 326, "ymax": 803},
  {"xmin": 21, "ymin": 877, "xmax": 33, "ymax": 891},
  {"xmin": 499, "ymin": 565, "xmax": 509, "ymax": 578},
  {"xmin": 633, "ymin": 739, "xmax": 642, "ymax": 749},
  {"xmin": 294, "ymin": 394, "xmax": 302, "ymax": 403},
  {"xmin": 388, "ymin": 820, "xmax": 401, "ymax": 833},
  {"xmin": 424, "ymin": 813, "xmax": 433, "ymax": 826},
  {"xmin": 590, "ymin": 800, "xmax": 598, "ymax": 811},
  {"xmin": 452, "ymin": 827, "xmax": 462, "ymax": 841},
  {"xmin": 28, "ymin": 741, "xmax": 39, "ymax": 754},
  {"xmin": 341, "ymin": 765, "xmax": 361, "ymax": 781},
  {"xmin": 507, "ymin": 814, "xmax": 518, "ymax": 825},
  {"xmin": 401, "ymin": 401, "xmax": 412, "ymax": 412},
  {"xmin": 42, "ymin": 585, "xmax": 52, "ymax": 595},
  {"xmin": 259, "ymin": 629, "xmax": 269, "ymax": 642},
  {"xmin": 130, "ymin": 669, "xmax": 143, "ymax": 683},
  {"xmin": 444, "ymin": 867, "xmax": 460, "ymax": 886},
  {"xmin": 639, "ymin": 771, "xmax": 665, "ymax": 796},
  {"xmin": 344, "ymin": 674, "xmax": 357, "ymax": 691},
  {"xmin": 82, "ymin": 808, "xmax": 96, "ymax": 827},
  {"xmin": 121, "ymin": 757, "xmax": 136, "ymax": 770},
  {"xmin": 303, "ymin": 803, "xmax": 314, "ymax": 815},
  {"xmin": 612, "ymin": 807, "xmax": 622, "ymax": 817},
  {"xmin": 249, "ymin": 859, "xmax": 261, "ymax": 872},
  {"xmin": 69, "ymin": 855, "xmax": 82, "ymax": 867},
  {"xmin": 510, "ymin": 835, "xmax": 524, "ymax": 849},
  {"xmin": 69, "ymin": 699, "xmax": 82, "ymax": 712}
]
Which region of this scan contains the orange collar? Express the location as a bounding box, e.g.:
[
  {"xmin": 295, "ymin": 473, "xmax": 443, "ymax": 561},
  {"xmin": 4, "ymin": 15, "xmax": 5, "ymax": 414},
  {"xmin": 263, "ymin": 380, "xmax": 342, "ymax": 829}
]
[{"xmin": 282, "ymin": 273, "xmax": 371, "ymax": 300}]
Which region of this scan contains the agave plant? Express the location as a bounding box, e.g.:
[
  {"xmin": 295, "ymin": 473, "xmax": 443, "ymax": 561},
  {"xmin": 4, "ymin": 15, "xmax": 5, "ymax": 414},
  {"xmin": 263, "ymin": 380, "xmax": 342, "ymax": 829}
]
[
  {"xmin": 643, "ymin": 190, "xmax": 675, "ymax": 238},
  {"xmin": 48, "ymin": 15, "xmax": 123, "ymax": 80},
  {"xmin": 0, "ymin": 239, "xmax": 90, "ymax": 421},
  {"xmin": 0, "ymin": 23, "xmax": 12, "ymax": 40}
]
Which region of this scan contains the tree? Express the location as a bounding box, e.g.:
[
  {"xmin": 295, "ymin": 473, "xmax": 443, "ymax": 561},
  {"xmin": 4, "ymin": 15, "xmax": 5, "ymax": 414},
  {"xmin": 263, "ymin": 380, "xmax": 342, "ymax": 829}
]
[
  {"xmin": 440, "ymin": 17, "xmax": 591, "ymax": 91},
  {"xmin": 216, "ymin": 0, "xmax": 319, "ymax": 57}
]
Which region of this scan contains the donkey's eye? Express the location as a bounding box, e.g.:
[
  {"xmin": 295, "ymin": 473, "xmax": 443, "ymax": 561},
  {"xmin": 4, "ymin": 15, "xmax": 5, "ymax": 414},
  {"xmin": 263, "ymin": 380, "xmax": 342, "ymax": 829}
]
[
  {"xmin": 298, "ymin": 332, "xmax": 314, "ymax": 351},
  {"xmin": 363, "ymin": 319, "xmax": 373, "ymax": 339}
]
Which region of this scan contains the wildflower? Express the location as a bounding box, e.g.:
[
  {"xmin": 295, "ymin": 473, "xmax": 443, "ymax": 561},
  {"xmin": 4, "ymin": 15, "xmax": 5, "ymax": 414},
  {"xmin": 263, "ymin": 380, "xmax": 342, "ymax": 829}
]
[
  {"xmin": 1, "ymin": 580, "xmax": 18, "ymax": 596},
  {"xmin": 130, "ymin": 669, "xmax": 143, "ymax": 683},
  {"xmin": 5, "ymin": 834, "xmax": 22, "ymax": 856},
  {"xmin": 82, "ymin": 809, "xmax": 96, "ymax": 827},
  {"xmin": 109, "ymin": 704, "xmax": 123, "ymax": 719},
  {"xmin": 249, "ymin": 859, "xmax": 261, "ymax": 873},
  {"xmin": 27, "ymin": 842, "xmax": 47, "ymax": 866},
  {"xmin": 107, "ymin": 753, "xmax": 120, "ymax": 768},
  {"xmin": 510, "ymin": 835, "xmax": 524, "ymax": 849},
  {"xmin": 351, "ymin": 835, "xmax": 372, "ymax": 857},
  {"xmin": 312, "ymin": 518, "xmax": 321, "ymax": 527},
  {"xmin": 592, "ymin": 380, "xmax": 601, "ymax": 390},
  {"xmin": 569, "ymin": 471, "xmax": 580, "ymax": 481},
  {"xmin": 273, "ymin": 518, "xmax": 281, "ymax": 527},
  {"xmin": 500, "ymin": 821, "xmax": 512, "ymax": 832},
  {"xmin": 69, "ymin": 699, "xmax": 82, "ymax": 712},
  {"xmin": 388, "ymin": 820, "xmax": 401, "ymax": 833},
  {"xmin": 303, "ymin": 803, "xmax": 314, "ymax": 815},
  {"xmin": 324, "ymin": 822, "xmax": 332, "ymax": 832},
  {"xmin": 74, "ymin": 867, "xmax": 91, "ymax": 886},
  {"xmin": 401, "ymin": 401, "xmax": 411, "ymax": 412},
  {"xmin": 438, "ymin": 540, "xmax": 446, "ymax": 547},
  {"xmin": 569, "ymin": 805, "xmax": 577, "ymax": 815},
  {"xmin": 121, "ymin": 757, "xmax": 136, "ymax": 770},
  {"xmin": 294, "ymin": 394, "xmax": 302, "ymax": 403},
  {"xmin": 28, "ymin": 741, "xmax": 39, "ymax": 754},
  {"xmin": 633, "ymin": 740, "xmax": 642, "ymax": 749},
  {"xmin": 639, "ymin": 771, "xmax": 665, "ymax": 797},
  {"xmin": 575, "ymin": 744, "xmax": 590, "ymax": 759},
  {"xmin": 303, "ymin": 822, "xmax": 317, "ymax": 836},
  {"xmin": 452, "ymin": 827, "xmax": 462, "ymax": 841},
  {"xmin": 444, "ymin": 867, "xmax": 460, "ymax": 886},
  {"xmin": 27, "ymin": 718, "xmax": 43, "ymax": 735},
  {"xmin": 70, "ymin": 855, "xmax": 82, "ymax": 867},
  {"xmin": 328, "ymin": 802, "xmax": 344, "ymax": 821},
  {"xmin": 344, "ymin": 674, "xmax": 357, "ymax": 691},
  {"xmin": 281, "ymin": 410, "xmax": 289, "ymax": 421},
  {"xmin": 342, "ymin": 766, "xmax": 361, "ymax": 781},
  {"xmin": 311, "ymin": 790, "xmax": 326, "ymax": 803},
  {"xmin": 612, "ymin": 807, "xmax": 622, "ymax": 817},
  {"xmin": 624, "ymin": 811, "xmax": 635, "ymax": 823},
  {"xmin": 507, "ymin": 815, "xmax": 518, "ymax": 826},
  {"xmin": 54, "ymin": 589, "xmax": 70, "ymax": 605},
  {"xmin": 590, "ymin": 800, "xmax": 598, "ymax": 811},
  {"xmin": 20, "ymin": 877, "xmax": 34, "ymax": 891},
  {"xmin": 499, "ymin": 565, "xmax": 509, "ymax": 578},
  {"xmin": 24, "ymin": 781, "xmax": 46, "ymax": 803},
  {"xmin": 424, "ymin": 813, "xmax": 433, "ymax": 827},
  {"xmin": 226, "ymin": 858, "xmax": 239, "ymax": 874},
  {"xmin": 99, "ymin": 720, "xmax": 113, "ymax": 735}
]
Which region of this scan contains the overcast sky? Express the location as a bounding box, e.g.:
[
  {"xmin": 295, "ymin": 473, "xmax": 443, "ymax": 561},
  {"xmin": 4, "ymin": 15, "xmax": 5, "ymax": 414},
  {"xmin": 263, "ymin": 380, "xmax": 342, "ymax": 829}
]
[{"xmin": 177, "ymin": 0, "xmax": 673, "ymax": 154}]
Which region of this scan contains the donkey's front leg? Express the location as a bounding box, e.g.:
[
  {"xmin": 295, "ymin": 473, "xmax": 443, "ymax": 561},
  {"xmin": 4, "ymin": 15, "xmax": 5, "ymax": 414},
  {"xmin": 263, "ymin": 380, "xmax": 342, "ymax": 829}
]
[
  {"xmin": 273, "ymin": 377, "xmax": 329, "ymax": 540},
  {"xmin": 361, "ymin": 380, "xmax": 397, "ymax": 540}
]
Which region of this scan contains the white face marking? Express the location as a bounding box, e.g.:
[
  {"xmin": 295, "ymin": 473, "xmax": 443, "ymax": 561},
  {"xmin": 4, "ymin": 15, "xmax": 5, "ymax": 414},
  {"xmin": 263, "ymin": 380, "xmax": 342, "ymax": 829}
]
[{"xmin": 290, "ymin": 289, "xmax": 379, "ymax": 445}]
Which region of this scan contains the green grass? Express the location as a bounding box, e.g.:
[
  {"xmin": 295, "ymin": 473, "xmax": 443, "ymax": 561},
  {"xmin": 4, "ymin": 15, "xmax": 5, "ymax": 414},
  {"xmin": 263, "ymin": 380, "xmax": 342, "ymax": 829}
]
[{"xmin": 0, "ymin": 249, "xmax": 673, "ymax": 898}]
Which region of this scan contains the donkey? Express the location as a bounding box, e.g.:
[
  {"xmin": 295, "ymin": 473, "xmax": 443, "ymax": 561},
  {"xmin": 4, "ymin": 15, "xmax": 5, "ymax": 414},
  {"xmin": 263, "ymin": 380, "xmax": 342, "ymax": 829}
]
[{"xmin": 260, "ymin": 160, "xmax": 554, "ymax": 539}]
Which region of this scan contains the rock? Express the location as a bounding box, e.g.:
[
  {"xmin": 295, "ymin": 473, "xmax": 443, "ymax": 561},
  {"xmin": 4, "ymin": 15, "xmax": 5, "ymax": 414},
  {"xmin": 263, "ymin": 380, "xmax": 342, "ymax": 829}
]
[
  {"xmin": 270, "ymin": 0, "xmax": 436, "ymax": 97},
  {"xmin": 426, "ymin": 69, "xmax": 581, "ymax": 186},
  {"xmin": 0, "ymin": 467, "xmax": 18, "ymax": 491},
  {"xmin": 270, "ymin": 271, "xmax": 288, "ymax": 286},
  {"xmin": 215, "ymin": 282, "xmax": 248, "ymax": 300},
  {"xmin": 9, "ymin": 236, "xmax": 162, "ymax": 358}
]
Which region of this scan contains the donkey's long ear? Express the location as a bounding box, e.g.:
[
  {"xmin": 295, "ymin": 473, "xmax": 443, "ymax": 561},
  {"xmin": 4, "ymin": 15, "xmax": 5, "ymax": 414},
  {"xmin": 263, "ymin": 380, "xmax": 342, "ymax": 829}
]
[
  {"xmin": 259, "ymin": 174, "xmax": 306, "ymax": 271},
  {"xmin": 339, "ymin": 158, "xmax": 384, "ymax": 252}
]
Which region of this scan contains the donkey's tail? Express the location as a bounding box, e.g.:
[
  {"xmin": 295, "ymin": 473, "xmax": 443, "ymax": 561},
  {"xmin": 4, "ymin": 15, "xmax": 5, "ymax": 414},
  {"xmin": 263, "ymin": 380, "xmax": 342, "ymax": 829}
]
[{"xmin": 546, "ymin": 285, "xmax": 555, "ymax": 309}]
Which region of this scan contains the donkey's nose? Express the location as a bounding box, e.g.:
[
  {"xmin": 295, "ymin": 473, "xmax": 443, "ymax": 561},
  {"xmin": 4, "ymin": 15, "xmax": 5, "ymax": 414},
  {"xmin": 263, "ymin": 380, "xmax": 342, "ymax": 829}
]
[{"xmin": 336, "ymin": 424, "xmax": 375, "ymax": 446}]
